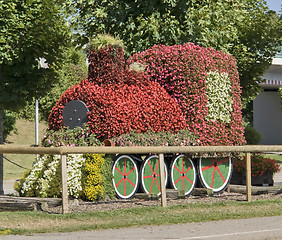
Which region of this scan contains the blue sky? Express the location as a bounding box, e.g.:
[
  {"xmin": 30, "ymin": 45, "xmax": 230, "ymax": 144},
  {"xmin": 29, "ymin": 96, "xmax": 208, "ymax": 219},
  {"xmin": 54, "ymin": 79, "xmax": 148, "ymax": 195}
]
[{"xmin": 266, "ymin": 0, "xmax": 281, "ymax": 12}]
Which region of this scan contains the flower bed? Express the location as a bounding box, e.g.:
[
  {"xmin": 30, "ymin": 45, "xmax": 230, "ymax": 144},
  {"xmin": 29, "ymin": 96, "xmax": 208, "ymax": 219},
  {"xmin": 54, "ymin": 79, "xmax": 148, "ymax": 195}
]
[
  {"xmin": 231, "ymin": 154, "xmax": 281, "ymax": 186},
  {"xmin": 129, "ymin": 43, "xmax": 245, "ymax": 146},
  {"xmin": 233, "ymin": 154, "xmax": 281, "ymax": 177}
]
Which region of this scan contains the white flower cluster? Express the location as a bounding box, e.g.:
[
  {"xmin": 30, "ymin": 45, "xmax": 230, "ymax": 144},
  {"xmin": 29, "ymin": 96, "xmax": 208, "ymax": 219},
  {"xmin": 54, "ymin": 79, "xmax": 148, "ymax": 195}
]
[
  {"xmin": 39, "ymin": 155, "xmax": 60, "ymax": 197},
  {"xmin": 21, "ymin": 156, "xmax": 45, "ymax": 196},
  {"xmin": 21, "ymin": 154, "xmax": 85, "ymax": 198},
  {"xmin": 67, "ymin": 154, "xmax": 85, "ymax": 198},
  {"xmin": 205, "ymin": 71, "xmax": 233, "ymax": 123}
]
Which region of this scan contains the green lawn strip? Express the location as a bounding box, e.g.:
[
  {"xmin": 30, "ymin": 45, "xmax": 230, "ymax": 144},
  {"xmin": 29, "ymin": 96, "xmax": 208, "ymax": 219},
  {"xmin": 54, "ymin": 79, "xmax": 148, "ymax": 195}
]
[{"xmin": 1, "ymin": 199, "xmax": 281, "ymax": 235}]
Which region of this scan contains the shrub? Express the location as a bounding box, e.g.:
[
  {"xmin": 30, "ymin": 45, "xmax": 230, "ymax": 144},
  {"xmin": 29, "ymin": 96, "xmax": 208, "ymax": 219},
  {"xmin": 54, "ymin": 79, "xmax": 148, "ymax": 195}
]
[
  {"xmin": 244, "ymin": 125, "xmax": 262, "ymax": 145},
  {"xmin": 111, "ymin": 129, "xmax": 198, "ymax": 146},
  {"xmin": 16, "ymin": 126, "xmax": 114, "ymax": 200},
  {"xmin": 41, "ymin": 124, "xmax": 102, "ymax": 147},
  {"xmin": 129, "ymin": 43, "xmax": 245, "ymax": 146},
  {"xmin": 81, "ymin": 154, "xmax": 115, "ymax": 201},
  {"xmin": 233, "ymin": 153, "xmax": 281, "ymax": 177},
  {"xmin": 17, "ymin": 154, "xmax": 84, "ymax": 198}
]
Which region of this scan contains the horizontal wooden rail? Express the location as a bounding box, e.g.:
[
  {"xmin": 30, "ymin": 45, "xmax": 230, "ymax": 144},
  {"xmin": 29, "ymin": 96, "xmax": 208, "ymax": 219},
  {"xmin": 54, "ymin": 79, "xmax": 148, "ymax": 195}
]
[{"xmin": 1, "ymin": 145, "xmax": 282, "ymax": 155}]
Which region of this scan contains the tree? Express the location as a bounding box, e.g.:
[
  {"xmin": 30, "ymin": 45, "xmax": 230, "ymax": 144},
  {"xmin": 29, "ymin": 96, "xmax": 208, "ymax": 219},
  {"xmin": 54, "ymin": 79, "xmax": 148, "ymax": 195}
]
[
  {"xmin": 66, "ymin": 0, "xmax": 282, "ymax": 108},
  {"xmin": 0, "ymin": 0, "xmax": 71, "ymax": 194},
  {"xmin": 19, "ymin": 47, "xmax": 88, "ymax": 122}
]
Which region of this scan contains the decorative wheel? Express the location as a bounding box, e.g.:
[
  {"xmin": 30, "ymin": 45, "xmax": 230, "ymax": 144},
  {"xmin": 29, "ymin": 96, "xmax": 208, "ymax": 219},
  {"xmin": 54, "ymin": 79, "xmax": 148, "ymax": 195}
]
[
  {"xmin": 198, "ymin": 157, "xmax": 232, "ymax": 193},
  {"xmin": 112, "ymin": 155, "xmax": 139, "ymax": 199},
  {"xmin": 140, "ymin": 155, "xmax": 168, "ymax": 196},
  {"xmin": 170, "ymin": 154, "xmax": 197, "ymax": 196}
]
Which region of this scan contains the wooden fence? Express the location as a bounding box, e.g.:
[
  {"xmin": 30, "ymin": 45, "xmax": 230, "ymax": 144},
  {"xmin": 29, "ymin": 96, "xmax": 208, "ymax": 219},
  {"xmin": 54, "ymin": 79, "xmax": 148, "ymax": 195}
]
[{"xmin": 1, "ymin": 145, "xmax": 282, "ymax": 214}]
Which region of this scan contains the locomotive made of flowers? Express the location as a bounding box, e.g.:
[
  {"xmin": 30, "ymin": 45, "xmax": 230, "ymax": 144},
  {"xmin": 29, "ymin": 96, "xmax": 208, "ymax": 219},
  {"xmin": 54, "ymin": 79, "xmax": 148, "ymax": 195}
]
[{"xmin": 48, "ymin": 36, "xmax": 245, "ymax": 199}]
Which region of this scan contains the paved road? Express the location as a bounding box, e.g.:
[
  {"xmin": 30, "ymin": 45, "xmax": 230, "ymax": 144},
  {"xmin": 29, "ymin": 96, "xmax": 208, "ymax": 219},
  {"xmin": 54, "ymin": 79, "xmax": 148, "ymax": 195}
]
[{"xmin": 1, "ymin": 215, "xmax": 282, "ymax": 240}]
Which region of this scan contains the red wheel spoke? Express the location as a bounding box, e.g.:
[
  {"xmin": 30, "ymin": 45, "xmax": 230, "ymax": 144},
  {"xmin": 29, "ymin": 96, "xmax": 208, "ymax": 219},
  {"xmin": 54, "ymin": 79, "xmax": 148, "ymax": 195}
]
[
  {"xmin": 184, "ymin": 175, "xmax": 193, "ymax": 185},
  {"xmin": 143, "ymin": 175, "xmax": 153, "ymax": 179},
  {"xmin": 148, "ymin": 160, "xmax": 154, "ymax": 174},
  {"xmin": 126, "ymin": 178, "xmax": 136, "ymax": 187},
  {"xmin": 175, "ymin": 176, "xmax": 182, "ymax": 185},
  {"xmin": 216, "ymin": 166, "xmax": 226, "ymax": 183},
  {"xmin": 202, "ymin": 164, "xmax": 214, "ymax": 171},
  {"xmin": 115, "ymin": 178, "xmax": 124, "ymax": 188},
  {"xmin": 149, "ymin": 179, "xmax": 154, "ymax": 193},
  {"xmin": 154, "ymin": 160, "xmax": 159, "ymax": 174},
  {"xmin": 124, "ymin": 177, "xmax": 126, "ymax": 196},
  {"xmin": 184, "ymin": 166, "xmax": 192, "ymax": 174},
  {"xmin": 126, "ymin": 166, "xmax": 136, "ymax": 176},
  {"xmin": 115, "ymin": 166, "xmax": 124, "ymax": 176},
  {"xmin": 174, "ymin": 165, "xmax": 182, "ymax": 174},
  {"xmin": 155, "ymin": 178, "xmax": 161, "ymax": 191},
  {"xmin": 210, "ymin": 167, "xmax": 216, "ymax": 188}
]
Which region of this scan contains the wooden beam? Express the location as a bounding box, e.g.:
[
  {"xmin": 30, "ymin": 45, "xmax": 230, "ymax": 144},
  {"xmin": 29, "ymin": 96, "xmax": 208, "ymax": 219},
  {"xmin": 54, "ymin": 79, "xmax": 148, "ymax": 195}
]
[
  {"xmin": 1, "ymin": 145, "xmax": 282, "ymax": 155},
  {"xmin": 159, "ymin": 153, "xmax": 167, "ymax": 207},
  {"xmin": 246, "ymin": 152, "xmax": 252, "ymax": 202},
  {"xmin": 61, "ymin": 154, "xmax": 69, "ymax": 214}
]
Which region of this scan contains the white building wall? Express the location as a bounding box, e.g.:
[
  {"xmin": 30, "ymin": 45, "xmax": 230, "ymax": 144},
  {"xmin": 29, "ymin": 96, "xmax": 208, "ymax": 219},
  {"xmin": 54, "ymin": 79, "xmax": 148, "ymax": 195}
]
[
  {"xmin": 254, "ymin": 91, "xmax": 282, "ymax": 145},
  {"xmin": 253, "ymin": 58, "xmax": 282, "ymax": 145}
]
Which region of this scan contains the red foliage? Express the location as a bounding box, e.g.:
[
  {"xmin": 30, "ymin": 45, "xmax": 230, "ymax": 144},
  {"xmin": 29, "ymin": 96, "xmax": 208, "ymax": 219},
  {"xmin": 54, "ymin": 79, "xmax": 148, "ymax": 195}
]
[
  {"xmin": 48, "ymin": 79, "xmax": 187, "ymax": 140},
  {"xmin": 129, "ymin": 43, "xmax": 245, "ymax": 146}
]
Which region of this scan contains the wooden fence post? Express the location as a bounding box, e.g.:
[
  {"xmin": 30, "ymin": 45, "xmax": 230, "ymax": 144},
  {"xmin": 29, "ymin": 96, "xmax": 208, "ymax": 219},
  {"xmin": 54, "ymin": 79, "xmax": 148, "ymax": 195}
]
[
  {"xmin": 61, "ymin": 154, "xmax": 69, "ymax": 214},
  {"xmin": 246, "ymin": 152, "xmax": 252, "ymax": 202},
  {"xmin": 159, "ymin": 153, "xmax": 167, "ymax": 207}
]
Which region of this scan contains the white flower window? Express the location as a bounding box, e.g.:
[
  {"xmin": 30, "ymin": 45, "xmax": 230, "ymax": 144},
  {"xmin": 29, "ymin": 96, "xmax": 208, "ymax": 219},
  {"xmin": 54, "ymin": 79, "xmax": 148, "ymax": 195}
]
[{"xmin": 205, "ymin": 71, "xmax": 233, "ymax": 123}]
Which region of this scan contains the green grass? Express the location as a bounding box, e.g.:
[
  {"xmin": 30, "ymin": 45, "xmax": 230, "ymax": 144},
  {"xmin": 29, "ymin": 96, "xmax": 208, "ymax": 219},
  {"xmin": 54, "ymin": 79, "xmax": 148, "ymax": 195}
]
[
  {"xmin": 4, "ymin": 119, "xmax": 47, "ymax": 180},
  {"xmin": 0, "ymin": 199, "xmax": 281, "ymax": 235}
]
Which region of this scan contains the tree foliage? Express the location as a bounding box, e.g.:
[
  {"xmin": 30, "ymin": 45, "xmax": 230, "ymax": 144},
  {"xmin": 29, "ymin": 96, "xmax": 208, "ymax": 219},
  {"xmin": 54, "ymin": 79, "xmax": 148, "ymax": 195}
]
[
  {"xmin": 66, "ymin": 0, "xmax": 282, "ymax": 106},
  {"xmin": 0, "ymin": 0, "xmax": 73, "ymax": 141},
  {"xmin": 0, "ymin": 0, "xmax": 71, "ymax": 111},
  {"xmin": 19, "ymin": 47, "xmax": 88, "ymax": 121}
]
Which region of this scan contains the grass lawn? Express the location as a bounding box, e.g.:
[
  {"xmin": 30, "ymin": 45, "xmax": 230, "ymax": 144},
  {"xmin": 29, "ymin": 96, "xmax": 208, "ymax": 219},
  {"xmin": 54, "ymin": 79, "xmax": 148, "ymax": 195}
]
[
  {"xmin": 0, "ymin": 199, "xmax": 281, "ymax": 235},
  {"xmin": 4, "ymin": 119, "xmax": 47, "ymax": 180}
]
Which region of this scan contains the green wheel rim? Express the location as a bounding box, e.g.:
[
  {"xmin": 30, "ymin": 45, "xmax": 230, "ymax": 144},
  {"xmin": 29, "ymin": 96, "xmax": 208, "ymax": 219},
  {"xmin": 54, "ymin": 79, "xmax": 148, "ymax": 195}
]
[
  {"xmin": 198, "ymin": 157, "xmax": 232, "ymax": 193},
  {"xmin": 112, "ymin": 155, "xmax": 139, "ymax": 199},
  {"xmin": 171, "ymin": 154, "xmax": 196, "ymax": 196},
  {"xmin": 141, "ymin": 155, "xmax": 167, "ymax": 196}
]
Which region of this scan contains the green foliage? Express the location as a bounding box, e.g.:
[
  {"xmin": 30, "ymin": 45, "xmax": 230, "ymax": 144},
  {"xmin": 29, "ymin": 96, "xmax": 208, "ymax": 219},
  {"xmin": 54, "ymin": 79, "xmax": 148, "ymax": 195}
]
[
  {"xmin": 101, "ymin": 155, "xmax": 116, "ymax": 199},
  {"xmin": 86, "ymin": 34, "xmax": 124, "ymax": 53},
  {"xmin": 41, "ymin": 124, "xmax": 102, "ymax": 147},
  {"xmin": 0, "ymin": 0, "xmax": 71, "ymax": 111},
  {"xmin": 14, "ymin": 169, "xmax": 31, "ymax": 196},
  {"xmin": 110, "ymin": 129, "xmax": 198, "ymax": 146},
  {"xmin": 66, "ymin": 0, "xmax": 282, "ymax": 108},
  {"xmin": 244, "ymin": 125, "xmax": 262, "ymax": 145},
  {"xmin": 3, "ymin": 111, "xmax": 17, "ymax": 142},
  {"xmin": 18, "ymin": 47, "xmax": 88, "ymax": 121}
]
